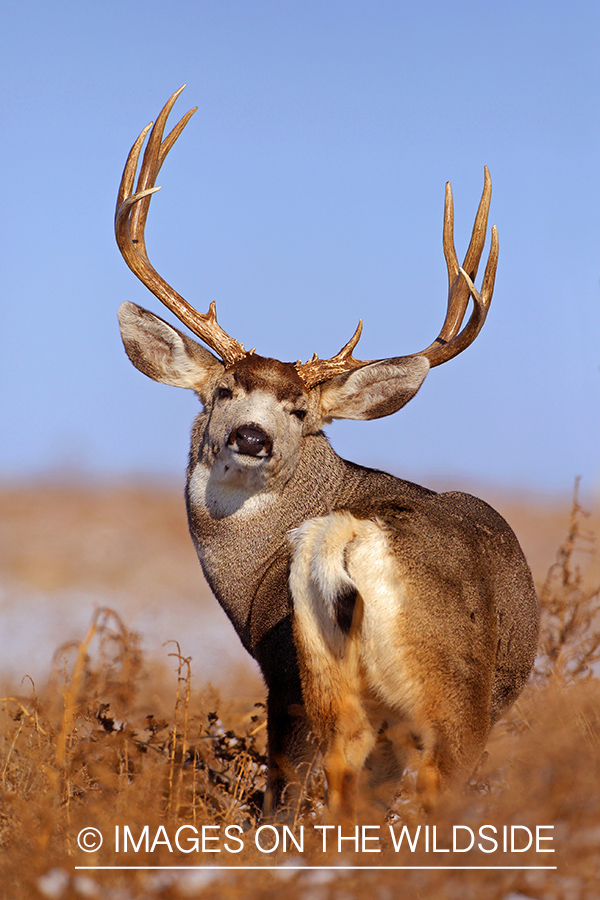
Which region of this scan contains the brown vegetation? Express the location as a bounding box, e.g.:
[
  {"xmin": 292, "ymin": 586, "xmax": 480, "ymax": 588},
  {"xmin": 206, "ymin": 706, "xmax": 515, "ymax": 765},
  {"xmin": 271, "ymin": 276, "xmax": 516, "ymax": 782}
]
[{"xmin": 0, "ymin": 482, "xmax": 599, "ymax": 898}]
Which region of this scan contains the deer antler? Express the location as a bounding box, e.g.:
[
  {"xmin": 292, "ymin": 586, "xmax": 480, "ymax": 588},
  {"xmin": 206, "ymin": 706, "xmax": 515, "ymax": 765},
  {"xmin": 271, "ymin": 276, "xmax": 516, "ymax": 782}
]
[
  {"xmin": 295, "ymin": 168, "xmax": 498, "ymax": 389},
  {"xmin": 412, "ymin": 166, "xmax": 497, "ymax": 366},
  {"xmin": 295, "ymin": 321, "xmax": 365, "ymax": 387},
  {"xmin": 117, "ymin": 91, "xmax": 496, "ymax": 381},
  {"xmin": 115, "ymin": 86, "xmax": 248, "ymax": 366}
]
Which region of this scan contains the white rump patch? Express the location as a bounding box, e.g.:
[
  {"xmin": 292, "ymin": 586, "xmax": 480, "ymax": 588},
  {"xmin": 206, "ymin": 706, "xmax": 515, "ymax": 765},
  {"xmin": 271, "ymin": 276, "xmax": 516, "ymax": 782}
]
[{"xmin": 289, "ymin": 511, "xmax": 421, "ymax": 716}]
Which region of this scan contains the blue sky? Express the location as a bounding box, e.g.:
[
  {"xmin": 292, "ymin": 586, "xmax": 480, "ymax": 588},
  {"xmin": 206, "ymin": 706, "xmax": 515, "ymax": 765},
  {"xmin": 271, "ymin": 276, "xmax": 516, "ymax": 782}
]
[{"xmin": 2, "ymin": 0, "xmax": 599, "ymax": 497}]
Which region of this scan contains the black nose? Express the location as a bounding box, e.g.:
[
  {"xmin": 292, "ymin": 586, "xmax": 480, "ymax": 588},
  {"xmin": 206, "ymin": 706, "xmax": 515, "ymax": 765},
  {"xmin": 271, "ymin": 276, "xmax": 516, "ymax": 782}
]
[{"xmin": 229, "ymin": 424, "xmax": 272, "ymax": 457}]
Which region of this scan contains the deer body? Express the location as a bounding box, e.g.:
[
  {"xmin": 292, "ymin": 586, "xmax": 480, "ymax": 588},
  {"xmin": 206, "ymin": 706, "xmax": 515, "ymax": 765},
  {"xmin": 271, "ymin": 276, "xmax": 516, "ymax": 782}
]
[
  {"xmin": 114, "ymin": 89, "xmax": 539, "ymax": 821},
  {"xmin": 187, "ymin": 397, "xmax": 537, "ymax": 819}
]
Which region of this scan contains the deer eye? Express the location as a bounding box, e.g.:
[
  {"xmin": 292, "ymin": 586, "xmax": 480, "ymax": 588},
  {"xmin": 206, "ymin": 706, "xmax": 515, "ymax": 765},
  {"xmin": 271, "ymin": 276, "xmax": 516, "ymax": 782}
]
[
  {"xmin": 217, "ymin": 387, "xmax": 233, "ymax": 401},
  {"xmin": 291, "ymin": 409, "xmax": 307, "ymax": 421}
]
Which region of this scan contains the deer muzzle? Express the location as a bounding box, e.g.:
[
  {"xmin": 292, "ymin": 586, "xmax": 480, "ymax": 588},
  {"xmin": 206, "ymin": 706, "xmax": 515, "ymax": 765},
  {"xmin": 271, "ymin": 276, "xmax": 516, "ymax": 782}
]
[{"xmin": 228, "ymin": 424, "xmax": 273, "ymax": 457}]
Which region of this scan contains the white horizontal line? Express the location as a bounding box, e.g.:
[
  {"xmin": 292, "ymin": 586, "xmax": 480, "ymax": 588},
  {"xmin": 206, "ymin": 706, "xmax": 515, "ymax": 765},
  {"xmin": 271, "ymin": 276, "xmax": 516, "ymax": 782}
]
[{"xmin": 75, "ymin": 865, "xmax": 558, "ymax": 871}]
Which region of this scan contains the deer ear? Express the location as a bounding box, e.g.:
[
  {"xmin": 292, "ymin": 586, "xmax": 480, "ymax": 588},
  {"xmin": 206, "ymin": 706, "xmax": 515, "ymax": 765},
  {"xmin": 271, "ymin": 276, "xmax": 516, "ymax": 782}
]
[
  {"xmin": 118, "ymin": 302, "xmax": 224, "ymax": 396},
  {"xmin": 318, "ymin": 356, "xmax": 430, "ymax": 422}
]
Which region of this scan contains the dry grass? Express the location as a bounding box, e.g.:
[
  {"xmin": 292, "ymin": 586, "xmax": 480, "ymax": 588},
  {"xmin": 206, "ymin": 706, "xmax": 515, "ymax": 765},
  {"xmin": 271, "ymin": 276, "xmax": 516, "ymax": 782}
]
[
  {"xmin": 1, "ymin": 483, "xmax": 599, "ymax": 899},
  {"xmin": 534, "ymin": 480, "xmax": 600, "ymax": 682}
]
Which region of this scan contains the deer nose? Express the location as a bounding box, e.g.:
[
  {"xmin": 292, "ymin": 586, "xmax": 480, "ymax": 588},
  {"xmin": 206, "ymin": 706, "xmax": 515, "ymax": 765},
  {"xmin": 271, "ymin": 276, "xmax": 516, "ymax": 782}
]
[{"xmin": 229, "ymin": 424, "xmax": 273, "ymax": 457}]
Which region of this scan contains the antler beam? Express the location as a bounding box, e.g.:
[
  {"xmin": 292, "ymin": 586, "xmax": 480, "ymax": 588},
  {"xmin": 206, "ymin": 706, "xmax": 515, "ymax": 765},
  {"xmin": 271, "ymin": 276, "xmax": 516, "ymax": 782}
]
[{"xmin": 115, "ymin": 86, "xmax": 248, "ymax": 366}]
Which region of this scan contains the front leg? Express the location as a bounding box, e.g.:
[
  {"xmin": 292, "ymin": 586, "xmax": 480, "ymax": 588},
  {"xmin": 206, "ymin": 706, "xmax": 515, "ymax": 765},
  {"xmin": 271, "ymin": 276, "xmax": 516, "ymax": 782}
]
[
  {"xmin": 256, "ymin": 617, "xmax": 319, "ymax": 822},
  {"xmin": 263, "ymin": 686, "xmax": 318, "ymax": 821}
]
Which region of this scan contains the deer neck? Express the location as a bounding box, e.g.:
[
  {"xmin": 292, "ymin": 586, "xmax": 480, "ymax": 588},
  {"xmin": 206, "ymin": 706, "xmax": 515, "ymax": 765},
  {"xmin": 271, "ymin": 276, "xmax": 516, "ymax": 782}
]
[{"xmin": 184, "ymin": 432, "xmax": 347, "ymax": 652}]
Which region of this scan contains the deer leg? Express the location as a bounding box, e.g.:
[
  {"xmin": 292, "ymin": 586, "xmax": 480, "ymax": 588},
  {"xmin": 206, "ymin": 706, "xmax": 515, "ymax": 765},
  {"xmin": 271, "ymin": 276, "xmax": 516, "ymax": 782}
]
[
  {"xmin": 262, "ymin": 689, "xmax": 318, "ymax": 822},
  {"xmin": 322, "ymin": 699, "xmax": 376, "ymax": 824},
  {"xmin": 415, "ymin": 755, "xmax": 443, "ymax": 814},
  {"xmin": 256, "ymin": 616, "xmax": 318, "ymax": 822},
  {"xmin": 364, "ymin": 720, "xmax": 411, "ymax": 812},
  {"xmin": 415, "ymin": 717, "xmax": 489, "ymax": 814}
]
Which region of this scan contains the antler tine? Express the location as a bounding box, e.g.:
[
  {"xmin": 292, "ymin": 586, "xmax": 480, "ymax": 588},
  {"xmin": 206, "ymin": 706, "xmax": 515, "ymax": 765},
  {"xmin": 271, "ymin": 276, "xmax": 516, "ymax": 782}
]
[
  {"xmin": 414, "ymin": 167, "xmax": 496, "ymax": 367},
  {"xmin": 128, "ymin": 86, "xmax": 192, "ymax": 253},
  {"xmin": 295, "ymin": 320, "xmax": 370, "ymax": 388},
  {"xmin": 462, "ymin": 165, "xmax": 493, "ymax": 280},
  {"xmin": 115, "ymin": 87, "xmax": 248, "ymax": 366}
]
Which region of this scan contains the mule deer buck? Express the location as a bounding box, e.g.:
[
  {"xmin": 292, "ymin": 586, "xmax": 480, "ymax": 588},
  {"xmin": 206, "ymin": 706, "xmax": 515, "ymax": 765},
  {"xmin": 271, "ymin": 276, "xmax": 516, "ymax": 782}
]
[{"xmin": 115, "ymin": 87, "xmax": 539, "ymax": 821}]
